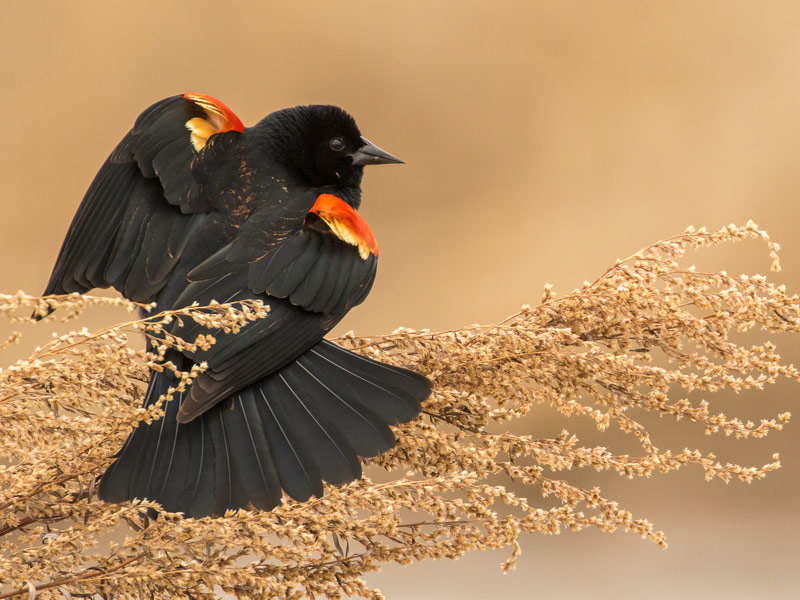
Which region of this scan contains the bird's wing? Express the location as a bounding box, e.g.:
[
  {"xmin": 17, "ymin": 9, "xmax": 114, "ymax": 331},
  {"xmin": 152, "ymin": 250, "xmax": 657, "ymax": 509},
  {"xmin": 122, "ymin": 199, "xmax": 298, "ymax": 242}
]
[
  {"xmin": 187, "ymin": 192, "xmax": 379, "ymax": 313},
  {"xmin": 40, "ymin": 93, "xmax": 245, "ymax": 304},
  {"xmin": 170, "ymin": 205, "xmax": 380, "ymax": 423}
]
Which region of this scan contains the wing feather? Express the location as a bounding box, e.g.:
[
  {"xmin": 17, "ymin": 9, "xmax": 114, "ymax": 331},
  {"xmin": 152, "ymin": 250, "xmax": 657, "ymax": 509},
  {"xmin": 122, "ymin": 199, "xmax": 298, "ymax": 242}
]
[{"xmin": 41, "ymin": 94, "xmax": 243, "ymax": 305}]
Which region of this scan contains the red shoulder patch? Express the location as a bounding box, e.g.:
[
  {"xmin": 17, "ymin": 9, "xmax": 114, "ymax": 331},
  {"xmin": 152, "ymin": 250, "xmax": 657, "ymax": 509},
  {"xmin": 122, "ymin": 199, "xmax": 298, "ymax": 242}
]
[
  {"xmin": 183, "ymin": 93, "xmax": 244, "ymax": 151},
  {"xmin": 309, "ymin": 194, "xmax": 379, "ymax": 259}
]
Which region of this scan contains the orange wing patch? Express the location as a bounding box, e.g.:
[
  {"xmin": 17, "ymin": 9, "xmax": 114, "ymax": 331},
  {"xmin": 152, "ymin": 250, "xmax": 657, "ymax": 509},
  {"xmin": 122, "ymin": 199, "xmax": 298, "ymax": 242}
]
[
  {"xmin": 309, "ymin": 194, "xmax": 378, "ymax": 260},
  {"xmin": 183, "ymin": 92, "xmax": 245, "ymax": 151}
]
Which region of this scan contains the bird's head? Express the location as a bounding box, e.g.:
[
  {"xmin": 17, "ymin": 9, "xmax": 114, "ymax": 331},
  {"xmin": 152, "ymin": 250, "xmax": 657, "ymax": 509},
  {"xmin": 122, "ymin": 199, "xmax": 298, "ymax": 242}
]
[{"xmin": 254, "ymin": 105, "xmax": 402, "ymax": 206}]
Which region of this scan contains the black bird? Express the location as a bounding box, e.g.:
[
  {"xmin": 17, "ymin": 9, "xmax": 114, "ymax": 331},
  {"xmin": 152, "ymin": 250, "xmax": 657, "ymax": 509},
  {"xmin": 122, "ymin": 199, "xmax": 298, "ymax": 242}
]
[{"xmin": 40, "ymin": 93, "xmax": 431, "ymax": 517}]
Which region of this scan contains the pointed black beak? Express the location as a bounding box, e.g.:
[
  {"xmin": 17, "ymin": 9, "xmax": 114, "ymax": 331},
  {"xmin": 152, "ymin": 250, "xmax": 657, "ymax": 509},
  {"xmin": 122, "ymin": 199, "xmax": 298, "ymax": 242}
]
[{"xmin": 350, "ymin": 137, "xmax": 404, "ymax": 166}]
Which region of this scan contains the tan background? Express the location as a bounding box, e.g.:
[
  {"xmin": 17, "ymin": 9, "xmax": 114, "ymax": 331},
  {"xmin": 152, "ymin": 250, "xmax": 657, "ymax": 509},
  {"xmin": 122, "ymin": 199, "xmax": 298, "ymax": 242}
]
[{"xmin": 2, "ymin": 1, "xmax": 799, "ymax": 597}]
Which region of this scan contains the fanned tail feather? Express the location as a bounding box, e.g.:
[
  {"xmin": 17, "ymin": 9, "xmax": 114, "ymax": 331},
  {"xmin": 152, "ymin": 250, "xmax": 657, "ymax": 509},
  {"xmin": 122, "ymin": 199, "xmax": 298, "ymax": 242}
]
[{"xmin": 99, "ymin": 342, "xmax": 430, "ymax": 517}]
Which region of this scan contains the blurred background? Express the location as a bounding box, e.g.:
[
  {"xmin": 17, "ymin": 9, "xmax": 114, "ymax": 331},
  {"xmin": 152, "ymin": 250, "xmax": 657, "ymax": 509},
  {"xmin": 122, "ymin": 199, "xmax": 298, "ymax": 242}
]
[{"xmin": 2, "ymin": 1, "xmax": 800, "ymax": 597}]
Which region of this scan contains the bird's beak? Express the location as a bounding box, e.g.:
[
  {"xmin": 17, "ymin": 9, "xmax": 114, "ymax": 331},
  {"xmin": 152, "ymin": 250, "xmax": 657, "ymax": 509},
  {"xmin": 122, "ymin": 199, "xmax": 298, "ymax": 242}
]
[{"xmin": 350, "ymin": 137, "xmax": 405, "ymax": 166}]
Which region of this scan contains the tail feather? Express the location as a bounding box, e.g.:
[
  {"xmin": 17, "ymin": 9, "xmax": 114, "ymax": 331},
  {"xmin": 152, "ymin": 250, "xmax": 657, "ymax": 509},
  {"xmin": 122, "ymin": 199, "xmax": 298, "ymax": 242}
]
[
  {"xmin": 292, "ymin": 354, "xmax": 396, "ymax": 456},
  {"xmin": 228, "ymin": 394, "xmax": 283, "ymax": 511},
  {"xmin": 271, "ymin": 369, "xmax": 362, "ymax": 485},
  {"xmin": 99, "ymin": 341, "xmax": 431, "ymax": 517},
  {"xmin": 205, "ymin": 410, "xmax": 234, "ymax": 515},
  {"xmin": 146, "ymin": 390, "xmax": 185, "ymax": 501},
  {"xmin": 184, "ymin": 414, "xmax": 216, "ymax": 517},
  {"xmin": 251, "ymin": 383, "xmax": 323, "ymax": 502},
  {"xmin": 308, "ymin": 341, "xmax": 428, "ymax": 424}
]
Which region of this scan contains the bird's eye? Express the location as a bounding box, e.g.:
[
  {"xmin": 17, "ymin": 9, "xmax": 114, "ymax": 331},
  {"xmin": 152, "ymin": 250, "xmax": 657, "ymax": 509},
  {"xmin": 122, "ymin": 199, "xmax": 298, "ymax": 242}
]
[{"xmin": 329, "ymin": 137, "xmax": 345, "ymax": 151}]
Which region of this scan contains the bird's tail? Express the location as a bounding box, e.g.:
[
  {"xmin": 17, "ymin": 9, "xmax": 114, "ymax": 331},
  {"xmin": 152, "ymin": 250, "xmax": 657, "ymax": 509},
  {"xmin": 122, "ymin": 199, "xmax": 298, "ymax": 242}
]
[{"xmin": 98, "ymin": 340, "xmax": 430, "ymax": 518}]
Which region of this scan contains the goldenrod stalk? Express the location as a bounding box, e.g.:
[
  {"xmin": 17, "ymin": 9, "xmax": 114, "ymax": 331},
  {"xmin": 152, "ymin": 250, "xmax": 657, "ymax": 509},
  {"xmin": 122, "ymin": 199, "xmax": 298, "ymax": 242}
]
[{"xmin": 0, "ymin": 222, "xmax": 795, "ymax": 599}]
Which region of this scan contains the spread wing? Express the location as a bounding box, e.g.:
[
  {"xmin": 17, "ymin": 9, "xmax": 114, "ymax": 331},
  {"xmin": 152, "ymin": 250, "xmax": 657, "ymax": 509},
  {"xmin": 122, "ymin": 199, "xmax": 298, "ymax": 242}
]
[
  {"xmin": 170, "ymin": 198, "xmax": 380, "ymax": 423},
  {"xmin": 41, "ymin": 93, "xmax": 245, "ymax": 304}
]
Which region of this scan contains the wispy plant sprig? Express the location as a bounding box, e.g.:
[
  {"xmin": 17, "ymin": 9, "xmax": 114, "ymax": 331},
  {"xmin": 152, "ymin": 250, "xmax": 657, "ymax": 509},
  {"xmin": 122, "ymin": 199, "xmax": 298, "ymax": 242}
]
[{"xmin": 0, "ymin": 221, "xmax": 796, "ymax": 599}]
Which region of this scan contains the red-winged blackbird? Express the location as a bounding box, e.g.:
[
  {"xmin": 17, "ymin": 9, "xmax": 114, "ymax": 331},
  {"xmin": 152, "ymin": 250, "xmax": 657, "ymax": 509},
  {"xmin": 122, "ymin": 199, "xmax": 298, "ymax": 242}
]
[{"xmin": 40, "ymin": 93, "xmax": 432, "ymax": 518}]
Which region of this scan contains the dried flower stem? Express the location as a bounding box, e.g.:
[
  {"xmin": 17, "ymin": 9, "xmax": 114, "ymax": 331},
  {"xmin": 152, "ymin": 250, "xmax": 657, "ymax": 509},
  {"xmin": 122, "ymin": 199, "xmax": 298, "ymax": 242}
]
[{"xmin": 0, "ymin": 221, "xmax": 796, "ymax": 599}]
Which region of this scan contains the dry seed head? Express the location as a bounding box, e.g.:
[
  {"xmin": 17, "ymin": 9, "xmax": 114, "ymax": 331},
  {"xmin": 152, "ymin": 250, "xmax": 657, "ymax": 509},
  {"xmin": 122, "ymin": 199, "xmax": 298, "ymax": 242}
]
[{"xmin": 0, "ymin": 223, "xmax": 796, "ymax": 599}]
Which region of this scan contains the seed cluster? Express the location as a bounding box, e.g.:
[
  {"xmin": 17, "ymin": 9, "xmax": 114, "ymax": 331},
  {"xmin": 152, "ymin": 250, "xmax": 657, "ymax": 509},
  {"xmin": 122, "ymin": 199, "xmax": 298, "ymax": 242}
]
[{"xmin": 0, "ymin": 222, "xmax": 796, "ymax": 599}]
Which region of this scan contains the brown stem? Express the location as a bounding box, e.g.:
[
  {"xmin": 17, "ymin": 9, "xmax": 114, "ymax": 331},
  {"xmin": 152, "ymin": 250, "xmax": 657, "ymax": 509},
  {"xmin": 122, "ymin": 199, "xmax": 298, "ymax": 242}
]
[{"xmin": 0, "ymin": 553, "xmax": 145, "ymax": 599}]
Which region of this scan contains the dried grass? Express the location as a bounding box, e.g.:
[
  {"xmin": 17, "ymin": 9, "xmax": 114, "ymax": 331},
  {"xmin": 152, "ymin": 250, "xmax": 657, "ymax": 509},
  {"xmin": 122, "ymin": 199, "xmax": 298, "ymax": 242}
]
[{"xmin": 0, "ymin": 221, "xmax": 797, "ymax": 599}]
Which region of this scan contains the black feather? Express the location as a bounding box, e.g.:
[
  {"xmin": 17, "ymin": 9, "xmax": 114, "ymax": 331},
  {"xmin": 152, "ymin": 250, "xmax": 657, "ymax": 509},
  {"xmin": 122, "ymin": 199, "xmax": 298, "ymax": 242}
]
[
  {"xmin": 245, "ymin": 232, "xmax": 311, "ymax": 292},
  {"xmin": 273, "ymin": 368, "xmax": 361, "ymax": 484},
  {"xmin": 227, "ymin": 393, "xmax": 283, "ymax": 510},
  {"xmin": 253, "ymin": 380, "xmax": 323, "ymax": 502},
  {"xmin": 268, "ymin": 231, "xmax": 323, "ymax": 298},
  {"xmin": 289, "ymin": 233, "xmax": 333, "ymax": 309}
]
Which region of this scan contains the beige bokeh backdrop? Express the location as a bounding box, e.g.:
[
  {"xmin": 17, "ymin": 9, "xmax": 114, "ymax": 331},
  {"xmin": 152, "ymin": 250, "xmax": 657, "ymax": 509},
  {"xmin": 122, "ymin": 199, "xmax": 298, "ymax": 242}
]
[{"xmin": 2, "ymin": 2, "xmax": 799, "ymax": 598}]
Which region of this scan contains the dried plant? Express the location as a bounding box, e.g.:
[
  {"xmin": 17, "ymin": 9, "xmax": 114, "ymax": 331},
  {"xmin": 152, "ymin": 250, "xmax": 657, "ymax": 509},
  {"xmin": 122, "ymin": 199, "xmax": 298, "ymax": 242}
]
[{"xmin": 0, "ymin": 221, "xmax": 798, "ymax": 599}]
